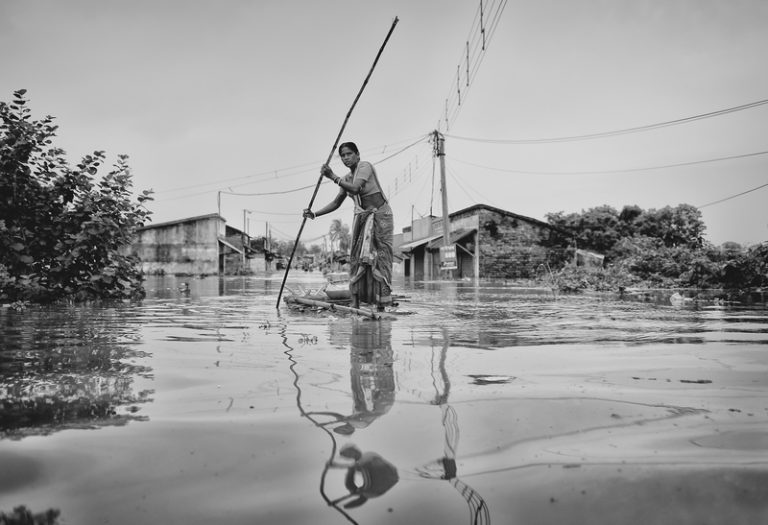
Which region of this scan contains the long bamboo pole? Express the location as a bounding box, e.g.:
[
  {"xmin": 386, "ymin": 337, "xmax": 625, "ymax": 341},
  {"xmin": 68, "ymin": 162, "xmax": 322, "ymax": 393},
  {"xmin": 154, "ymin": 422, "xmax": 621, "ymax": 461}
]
[{"xmin": 276, "ymin": 16, "xmax": 399, "ymax": 308}]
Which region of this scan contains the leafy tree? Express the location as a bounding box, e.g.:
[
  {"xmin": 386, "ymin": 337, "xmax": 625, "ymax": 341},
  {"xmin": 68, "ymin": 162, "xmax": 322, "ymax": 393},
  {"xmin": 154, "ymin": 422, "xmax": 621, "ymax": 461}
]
[
  {"xmin": 541, "ymin": 202, "xmax": 753, "ymax": 290},
  {"xmin": 578, "ymin": 205, "xmax": 621, "ymax": 253},
  {"xmin": 545, "ymin": 206, "xmax": 621, "ymax": 255},
  {"xmin": 722, "ymin": 243, "xmax": 768, "ymax": 290},
  {"xmin": 720, "ymin": 241, "xmax": 743, "ymax": 257},
  {"xmin": 634, "ymin": 204, "xmax": 705, "ymax": 248},
  {"xmin": 0, "ymin": 505, "xmax": 60, "ymax": 525},
  {"xmin": 0, "ymin": 89, "xmax": 152, "ymax": 302},
  {"xmin": 617, "ymin": 204, "xmax": 643, "ymax": 237}
]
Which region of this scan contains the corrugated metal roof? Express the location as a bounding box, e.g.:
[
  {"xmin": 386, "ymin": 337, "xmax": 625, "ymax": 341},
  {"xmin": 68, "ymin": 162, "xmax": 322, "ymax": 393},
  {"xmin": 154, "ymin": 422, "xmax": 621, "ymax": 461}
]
[
  {"xmin": 426, "ymin": 228, "xmax": 477, "ymax": 249},
  {"xmin": 218, "ymin": 236, "xmax": 243, "ymax": 254},
  {"xmin": 397, "ymin": 233, "xmax": 443, "ymax": 252}
]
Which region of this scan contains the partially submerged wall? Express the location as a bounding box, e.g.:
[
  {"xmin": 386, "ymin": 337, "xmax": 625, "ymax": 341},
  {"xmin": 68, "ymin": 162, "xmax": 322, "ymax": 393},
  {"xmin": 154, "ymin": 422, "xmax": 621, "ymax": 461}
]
[{"xmin": 131, "ymin": 215, "xmax": 223, "ymax": 275}]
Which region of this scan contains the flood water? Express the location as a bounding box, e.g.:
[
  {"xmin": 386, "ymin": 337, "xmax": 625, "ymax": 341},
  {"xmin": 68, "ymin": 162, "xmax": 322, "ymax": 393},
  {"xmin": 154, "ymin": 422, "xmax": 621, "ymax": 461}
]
[{"xmin": 1, "ymin": 273, "xmax": 767, "ymax": 525}]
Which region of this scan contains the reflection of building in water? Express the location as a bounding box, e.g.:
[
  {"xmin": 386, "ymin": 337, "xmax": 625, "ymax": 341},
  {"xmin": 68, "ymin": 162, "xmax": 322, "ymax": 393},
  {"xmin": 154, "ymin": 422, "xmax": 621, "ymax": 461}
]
[
  {"xmin": 311, "ymin": 320, "xmax": 396, "ymax": 435},
  {"xmin": 416, "ymin": 329, "xmax": 491, "ymax": 525}
]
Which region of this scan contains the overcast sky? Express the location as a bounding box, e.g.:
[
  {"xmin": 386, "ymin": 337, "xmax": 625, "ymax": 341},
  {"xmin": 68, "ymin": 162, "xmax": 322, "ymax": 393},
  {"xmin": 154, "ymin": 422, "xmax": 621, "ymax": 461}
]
[{"xmin": 2, "ymin": 0, "xmax": 767, "ymax": 247}]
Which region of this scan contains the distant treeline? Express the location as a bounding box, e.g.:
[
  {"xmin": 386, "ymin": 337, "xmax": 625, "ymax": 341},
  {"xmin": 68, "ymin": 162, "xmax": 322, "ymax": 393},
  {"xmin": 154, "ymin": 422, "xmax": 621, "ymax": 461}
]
[{"xmin": 542, "ymin": 204, "xmax": 767, "ymax": 292}]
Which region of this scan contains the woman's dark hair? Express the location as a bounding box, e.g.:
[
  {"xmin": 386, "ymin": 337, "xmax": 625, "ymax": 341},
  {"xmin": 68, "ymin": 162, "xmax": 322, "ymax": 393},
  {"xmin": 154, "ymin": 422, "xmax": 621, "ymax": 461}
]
[{"xmin": 338, "ymin": 142, "xmax": 359, "ymax": 155}]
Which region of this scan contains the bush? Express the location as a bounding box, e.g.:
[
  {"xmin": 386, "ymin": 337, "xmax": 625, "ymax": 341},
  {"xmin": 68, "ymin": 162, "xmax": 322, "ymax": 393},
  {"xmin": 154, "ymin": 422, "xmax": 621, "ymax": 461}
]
[
  {"xmin": 551, "ymin": 264, "xmax": 641, "ymax": 293},
  {"xmin": 722, "ymin": 243, "xmax": 768, "ymax": 290},
  {"xmin": 0, "ymin": 90, "xmax": 152, "ymax": 303}
]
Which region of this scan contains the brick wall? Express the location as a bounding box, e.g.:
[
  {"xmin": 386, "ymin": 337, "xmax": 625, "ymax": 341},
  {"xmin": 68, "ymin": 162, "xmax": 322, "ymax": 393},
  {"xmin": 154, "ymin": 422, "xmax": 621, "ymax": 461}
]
[{"xmin": 476, "ymin": 209, "xmax": 552, "ymax": 279}]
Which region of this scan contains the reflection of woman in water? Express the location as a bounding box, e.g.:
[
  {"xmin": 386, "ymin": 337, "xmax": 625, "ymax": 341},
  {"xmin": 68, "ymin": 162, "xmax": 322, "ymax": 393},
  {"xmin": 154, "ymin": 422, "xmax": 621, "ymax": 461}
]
[
  {"xmin": 327, "ymin": 443, "xmax": 399, "ymax": 509},
  {"xmin": 306, "ymin": 321, "xmax": 399, "ymax": 516},
  {"xmin": 308, "ymin": 320, "xmax": 395, "ymax": 435},
  {"xmin": 282, "ymin": 321, "xmax": 396, "ymax": 523}
]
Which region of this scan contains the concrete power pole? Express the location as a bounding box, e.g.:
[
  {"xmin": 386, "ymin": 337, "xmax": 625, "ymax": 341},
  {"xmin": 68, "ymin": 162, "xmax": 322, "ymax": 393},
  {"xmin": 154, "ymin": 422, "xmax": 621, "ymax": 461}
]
[
  {"xmin": 242, "ymin": 209, "xmax": 248, "ymax": 270},
  {"xmin": 434, "ymin": 130, "xmax": 453, "ymax": 279}
]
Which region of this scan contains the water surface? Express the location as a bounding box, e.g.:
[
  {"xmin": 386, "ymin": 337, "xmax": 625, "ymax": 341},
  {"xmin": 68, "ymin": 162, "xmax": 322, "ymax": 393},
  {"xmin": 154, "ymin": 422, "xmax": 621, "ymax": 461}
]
[{"xmin": 1, "ymin": 274, "xmax": 767, "ymax": 524}]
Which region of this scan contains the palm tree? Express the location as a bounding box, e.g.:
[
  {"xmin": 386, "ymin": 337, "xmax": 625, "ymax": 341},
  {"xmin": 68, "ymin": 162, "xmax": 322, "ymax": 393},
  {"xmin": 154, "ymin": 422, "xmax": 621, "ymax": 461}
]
[
  {"xmin": 329, "ymin": 219, "xmax": 342, "ymax": 254},
  {"xmin": 329, "ymin": 219, "xmax": 350, "ymax": 253}
]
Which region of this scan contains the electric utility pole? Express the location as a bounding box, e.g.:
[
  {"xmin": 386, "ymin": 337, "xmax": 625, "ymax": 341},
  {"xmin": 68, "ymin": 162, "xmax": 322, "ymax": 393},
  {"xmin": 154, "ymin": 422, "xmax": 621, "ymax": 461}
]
[
  {"xmin": 435, "ymin": 131, "xmax": 450, "ymax": 248},
  {"xmin": 433, "ymin": 130, "xmax": 455, "ymax": 279}
]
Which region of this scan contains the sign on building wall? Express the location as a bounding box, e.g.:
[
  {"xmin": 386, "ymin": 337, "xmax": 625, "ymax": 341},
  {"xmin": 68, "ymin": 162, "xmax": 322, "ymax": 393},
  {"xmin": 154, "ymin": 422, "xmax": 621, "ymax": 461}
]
[{"xmin": 440, "ymin": 244, "xmax": 457, "ymax": 270}]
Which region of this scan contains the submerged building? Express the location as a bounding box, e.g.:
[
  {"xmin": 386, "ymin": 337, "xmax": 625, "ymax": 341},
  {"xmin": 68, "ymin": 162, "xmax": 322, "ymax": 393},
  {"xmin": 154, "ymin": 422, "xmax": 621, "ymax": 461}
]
[
  {"xmin": 128, "ymin": 213, "xmax": 258, "ymax": 275},
  {"xmin": 395, "ymin": 204, "xmax": 568, "ymax": 282}
]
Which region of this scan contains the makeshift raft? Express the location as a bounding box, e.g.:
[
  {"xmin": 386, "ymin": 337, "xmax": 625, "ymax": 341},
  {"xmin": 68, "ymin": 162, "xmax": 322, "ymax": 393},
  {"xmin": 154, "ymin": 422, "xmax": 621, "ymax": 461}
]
[
  {"xmin": 282, "ymin": 273, "xmax": 382, "ymax": 318},
  {"xmin": 283, "ymin": 294, "xmax": 390, "ymax": 319},
  {"xmin": 282, "ymin": 275, "xmax": 410, "ymax": 319}
]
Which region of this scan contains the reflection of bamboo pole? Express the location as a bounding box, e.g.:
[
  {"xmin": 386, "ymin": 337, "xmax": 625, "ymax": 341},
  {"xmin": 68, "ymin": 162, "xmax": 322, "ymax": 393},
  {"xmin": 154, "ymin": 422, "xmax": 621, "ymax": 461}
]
[{"xmin": 278, "ymin": 321, "xmax": 359, "ymax": 525}]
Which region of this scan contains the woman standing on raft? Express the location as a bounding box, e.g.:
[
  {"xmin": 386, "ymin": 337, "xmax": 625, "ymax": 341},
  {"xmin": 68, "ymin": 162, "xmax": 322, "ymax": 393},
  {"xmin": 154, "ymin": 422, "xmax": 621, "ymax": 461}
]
[{"xmin": 303, "ymin": 142, "xmax": 394, "ymax": 311}]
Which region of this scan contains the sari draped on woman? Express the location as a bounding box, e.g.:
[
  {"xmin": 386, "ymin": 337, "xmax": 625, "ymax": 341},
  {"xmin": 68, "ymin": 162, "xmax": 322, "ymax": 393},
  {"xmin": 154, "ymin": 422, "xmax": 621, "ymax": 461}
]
[
  {"xmin": 349, "ymin": 202, "xmax": 394, "ymax": 308},
  {"xmin": 344, "ymin": 157, "xmax": 393, "ymax": 310}
]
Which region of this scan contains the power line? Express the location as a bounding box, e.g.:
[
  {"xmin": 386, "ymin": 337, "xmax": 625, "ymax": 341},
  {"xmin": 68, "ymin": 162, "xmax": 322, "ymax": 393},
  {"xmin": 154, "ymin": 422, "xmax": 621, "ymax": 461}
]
[
  {"xmin": 266, "ymin": 224, "xmax": 297, "ymax": 240},
  {"xmin": 152, "ymin": 160, "xmax": 318, "ymax": 195},
  {"xmin": 151, "ymin": 135, "xmax": 427, "ymax": 196},
  {"xmin": 439, "ymin": 0, "xmax": 509, "ymax": 132},
  {"xmin": 450, "ymin": 149, "xmax": 768, "ymax": 176},
  {"xmin": 154, "ymin": 135, "xmax": 430, "ymax": 202},
  {"xmin": 446, "ymin": 98, "xmax": 768, "ymax": 144},
  {"xmin": 244, "ymin": 210, "xmax": 300, "ymax": 216},
  {"xmin": 446, "ymin": 167, "xmax": 480, "ymax": 207},
  {"xmin": 373, "ymin": 134, "xmax": 431, "ymax": 165},
  {"xmin": 447, "ymin": 165, "xmax": 494, "ymax": 205},
  {"xmin": 219, "ymin": 183, "xmax": 317, "ymax": 197},
  {"xmin": 697, "ymin": 181, "xmax": 768, "ymax": 209},
  {"xmin": 452, "ymin": 0, "xmax": 507, "ymax": 125},
  {"xmin": 448, "ymin": 148, "xmax": 768, "ymax": 211}
]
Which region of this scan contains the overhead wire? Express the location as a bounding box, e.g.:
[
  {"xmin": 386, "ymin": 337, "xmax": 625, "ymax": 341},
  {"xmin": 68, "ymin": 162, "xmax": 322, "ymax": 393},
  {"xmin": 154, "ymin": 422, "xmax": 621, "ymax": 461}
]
[
  {"xmin": 697, "ymin": 181, "xmax": 768, "ymax": 209},
  {"xmin": 153, "ymin": 134, "xmax": 431, "ymax": 202},
  {"xmin": 449, "ymin": 149, "xmax": 768, "ymax": 176},
  {"xmin": 450, "ymin": 0, "xmax": 508, "ymax": 126},
  {"xmin": 151, "ymin": 134, "xmax": 428, "ymax": 199},
  {"xmin": 441, "ymin": 0, "xmax": 496, "ymax": 123},
  {"xmin": 417, "ymin": 3, "xmax": 768, "ymax": 229},
  {"xmin": 372, "ymin": 134, "xmax": 431, "ymax": 165},
  {"xmin": 439, "ymin": 0, "xmax": 509, "ymax": 132},
  {"xmin": 445, "ymin": 98, "xmax": 768, "ymax": 144},
  {"xmin": 268, "ymin": 224, "xmax": 299, "ymax": 241},
  {"xmin": 447, "ymin": 165, "xmax": 495, "ymax": 205},
  {"xmin": 244, "ymin": 210, "xmax": 300, "ymax": 216},
  {"xmin": 151, "ymin": 159, "xmax": 320, "ymax": 195},
  {"xmin": 446, "ymin": 167, "xmax": 479, "ymax": 209}
]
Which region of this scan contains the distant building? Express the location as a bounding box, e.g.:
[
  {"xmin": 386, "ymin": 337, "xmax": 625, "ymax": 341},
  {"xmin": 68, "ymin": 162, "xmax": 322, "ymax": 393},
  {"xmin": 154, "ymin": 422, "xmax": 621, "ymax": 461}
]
[
  {"xmin": 128, "ymin": 213, "xmax": 259, "ymax": 275},
  {"xmin": 395, "ymin": 204, "xmax": 567, "ymax": 282}
]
